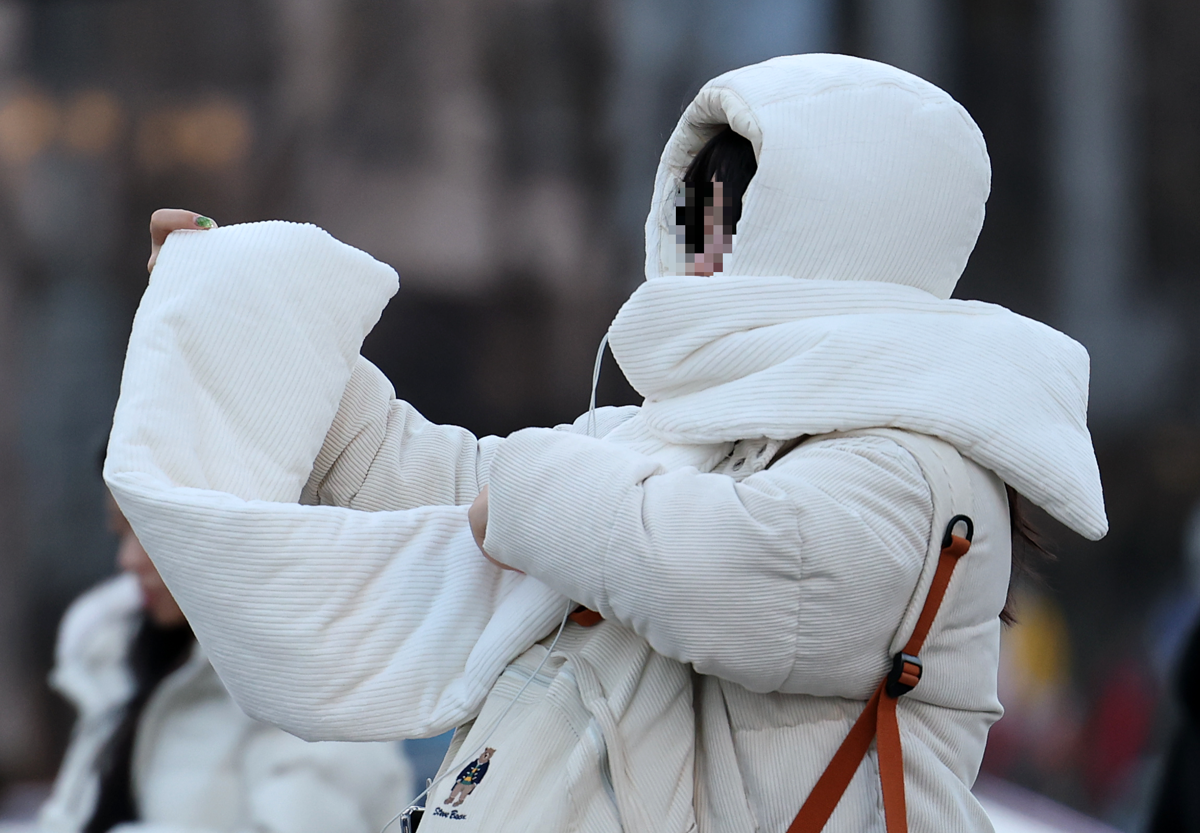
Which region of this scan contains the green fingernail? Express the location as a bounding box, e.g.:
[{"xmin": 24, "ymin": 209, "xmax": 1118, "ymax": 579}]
[{"xmin": 195, "ymin": 216, "xmax": 215, "ymax": 229}]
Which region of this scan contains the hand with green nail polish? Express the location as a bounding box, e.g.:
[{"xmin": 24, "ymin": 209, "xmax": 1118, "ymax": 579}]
[{"xmin": 148, "ymin": 208, "xmax": 217, "ymax": 273}]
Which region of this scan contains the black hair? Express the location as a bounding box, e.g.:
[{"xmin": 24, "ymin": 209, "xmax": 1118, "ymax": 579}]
[
  {"xmin": 84, "ymin": 614, "xmax": 194, "ymax": 833},
  {"xmin": 1002, "ymin": 486, "xmax": 1054, "ymax": 626},
  {"xmin": 676, "ymin": 127, "xmax": 757, "ymax": 254}
]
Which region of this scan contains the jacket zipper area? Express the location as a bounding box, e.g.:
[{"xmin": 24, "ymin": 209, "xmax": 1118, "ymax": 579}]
[{"xmin": 491, "ymin": 659, "xmax": 621, "ymax": 818}]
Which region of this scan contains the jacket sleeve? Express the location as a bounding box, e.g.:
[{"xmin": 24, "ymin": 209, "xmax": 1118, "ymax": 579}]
[
  {"xmin": 299, "ymin": 363, "xmax": 640, "ymax": 511},
  {"xmin": 105, "ymin": 224, "xmax": 566, "ymax": 742},
  {"xmin": 107, "ymin": 478, "xmax": 567, "ymax": 742},
  {"xmin": 482, "ymin": 430, "xmax": 933, "ymax": 697},
  {"xmin": 300, "ymin": 357, "xmax": 500, "ymax": 510}
]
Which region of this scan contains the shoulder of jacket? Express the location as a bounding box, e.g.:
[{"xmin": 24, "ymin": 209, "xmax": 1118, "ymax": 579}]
[
  {"xmin": 560, "ymin": 404, "xmax": 641, "ymax": 437},
  {"xmin": 769, "ymin": 429, "xmax": 930, "ymax": 478},
  {"xmin": 51, "ymin": 574, "xmax": 142, "ymax": 710},
  {"xmin": 56, "ymin": 575, "xmax": 141, "ymax": 666},
  {"xmin": 769, "ymin": 429, "xmax": 980, "ymax": 536},
  {"xmin": 840, "ymin": 429, "xmax": 972, "ymax": 507}
]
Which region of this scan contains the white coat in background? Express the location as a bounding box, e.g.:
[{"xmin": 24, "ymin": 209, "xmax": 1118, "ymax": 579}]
[{"xmin": 36, "ymin": 575, "xmax": 411, "ymax": 833}]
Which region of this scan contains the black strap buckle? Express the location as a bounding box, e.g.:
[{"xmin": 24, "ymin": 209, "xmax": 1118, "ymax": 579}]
[
  {"xmin": 886, "ymin": 652, "xmax": 923, "ymax": 697},
  {"xmin": 941, "ymin": 514, "xmax": 975, "ymax": 549}
]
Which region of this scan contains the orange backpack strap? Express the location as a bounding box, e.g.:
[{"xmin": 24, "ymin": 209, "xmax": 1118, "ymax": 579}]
[
  {"xmin": 569, "ymin": 606, "xmax": 605, "ymax": 628},
  {"xmin": 788, "ymin": 515, "xmax": 974, "ymax": 833}
]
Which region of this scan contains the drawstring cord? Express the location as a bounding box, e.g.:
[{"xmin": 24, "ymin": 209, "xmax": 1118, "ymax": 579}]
[{"xmin": 587, "ymin": 332, "xmax": 610, "ymax": 440}]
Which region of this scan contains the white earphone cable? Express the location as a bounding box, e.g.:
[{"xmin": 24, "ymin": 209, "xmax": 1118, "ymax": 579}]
[{"xmin": 586, "ymin": 331, "xmax": 609, "ymax": 440}]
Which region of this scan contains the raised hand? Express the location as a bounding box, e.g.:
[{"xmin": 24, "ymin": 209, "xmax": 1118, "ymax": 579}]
[{"xmin": 148, "ymin": 208, "xmax": 216, "ymax": 273}]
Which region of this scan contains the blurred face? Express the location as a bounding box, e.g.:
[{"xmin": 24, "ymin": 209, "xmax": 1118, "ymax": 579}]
[
  {"xmin": 108, "ymin": 495, "xmax": 187, "ymax": 628},
  {"xmin": 684, "ymin": 179, "xmax": 735, "ymax": 277}
]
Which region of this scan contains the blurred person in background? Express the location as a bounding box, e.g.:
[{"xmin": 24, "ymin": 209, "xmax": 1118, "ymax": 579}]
[
  {"xmin": 1151, "ymin": 615, "xmax": 1200, "ymax": 831},
  {"xmin": 33, "ymin": 481, "xmax": 412, "ymax": 833},
  {"xmin": 1149, "ymin": 501, "xmax": 1200, "ymax": 831}
]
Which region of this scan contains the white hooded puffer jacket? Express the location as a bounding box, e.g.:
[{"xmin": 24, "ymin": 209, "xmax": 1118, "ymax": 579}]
[{"xmin": 104, "ymin": 54, "xmax": 1106, "ymax": 833}]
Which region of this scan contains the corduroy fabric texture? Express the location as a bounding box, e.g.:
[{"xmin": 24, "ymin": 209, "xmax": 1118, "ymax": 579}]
[
  {"xmin": 482, "ymin": 421, "xmax": 1007, "ymax": 832},
  {"xmin": 605, "ymin": 275, "xmax": 1106, "ymax": 540},
  {"xmin": 416, "ymin": 621, "xmax": 697, "ymax": 833},
  {"xmin": 104, "ymin": 220, "xmax": 1005, "ymax": 830},
  {"xmin": 103, "ymin": 53, "xmax": 1107, "ymax": 833},
  {"xmin": 629, "ymin": 51, "xmax": 1104, "ymax": 541},
  {"xmin": 646, "ymin": 54, "xmax": 990, "ymax": 299},
  {"xmin": 106, "ymin": 223, "xmax": 571, "ymax": 741}
]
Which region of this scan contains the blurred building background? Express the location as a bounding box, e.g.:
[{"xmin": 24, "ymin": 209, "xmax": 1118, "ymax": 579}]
[{"xmin": 0, "ymin": 0, "xmax": 1196, "ymax": 829}]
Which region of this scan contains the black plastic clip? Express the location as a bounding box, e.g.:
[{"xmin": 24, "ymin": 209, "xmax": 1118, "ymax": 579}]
[
  {"xmin": 940, "ymin": 514, "xmax": 974, "ymax": 550},
  {"xmin": 886, "ymin": 652, "xmax": 923, "ymax": 698}
]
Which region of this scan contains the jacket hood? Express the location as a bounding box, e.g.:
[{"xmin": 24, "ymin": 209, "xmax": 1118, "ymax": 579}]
[
  {"xmin": 645, "ymin": 53, "xmax": 990, "ymax": 299},
  {"xmin": 623, "ymin": 54, "xmax": 1106, "ymax": 539}
]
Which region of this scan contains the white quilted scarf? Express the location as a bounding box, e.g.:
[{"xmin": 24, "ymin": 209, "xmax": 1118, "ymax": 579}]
[{"xmin": 606, "ymin": 274, "xmax": 1107, "ymax": 540}]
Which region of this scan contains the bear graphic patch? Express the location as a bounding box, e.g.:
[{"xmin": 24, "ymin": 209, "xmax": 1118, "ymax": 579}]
[{"xmin": 444, "ymin": 747, "xmax": 494, "ymax": 808}]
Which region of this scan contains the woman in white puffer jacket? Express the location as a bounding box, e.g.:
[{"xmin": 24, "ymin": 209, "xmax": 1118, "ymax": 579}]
[{"xmin": 104, "ymin": 54, "xmax": 1107, "ymax": 832}]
